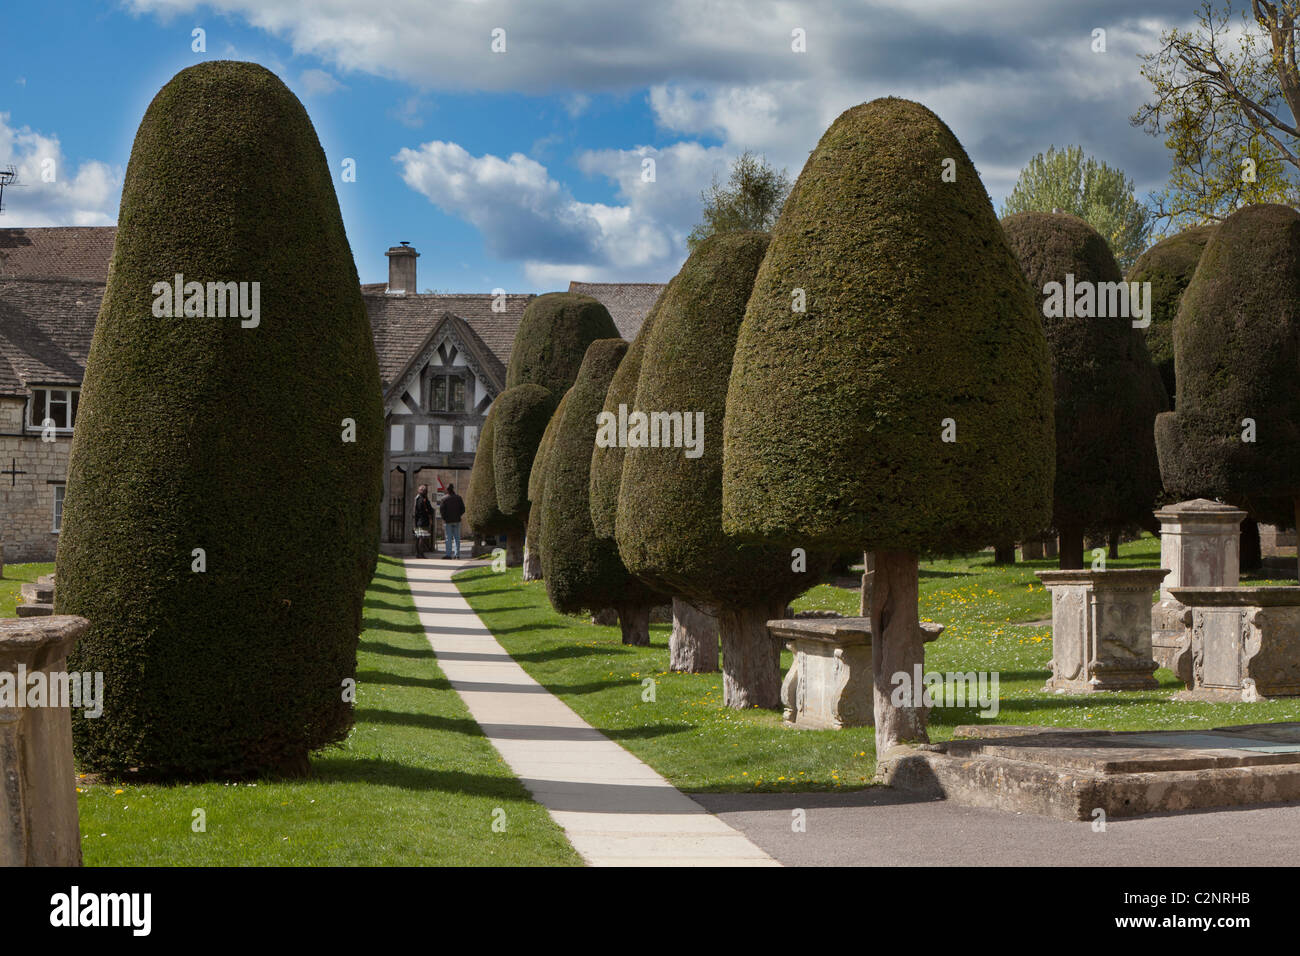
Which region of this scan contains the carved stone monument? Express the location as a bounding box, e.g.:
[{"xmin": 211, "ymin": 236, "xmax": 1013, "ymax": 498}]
[
  {"xmin": 1151, "ymin": 499, "xmax": 1245, "ymax": 684},
  {"xmin": 771, "ymin": 616, "xmax": 944, "ymax": 729},
  {"xmin": 1037, "ymin": 568, "xmax": 1169, "ymax": 693},
  {"xmin": 1170, "ymin": 587, "xmax": 1300, "ymax": 701},
  {"xmin": 0, "ymin": 614, "xmax": 87, "ymax": 866}
]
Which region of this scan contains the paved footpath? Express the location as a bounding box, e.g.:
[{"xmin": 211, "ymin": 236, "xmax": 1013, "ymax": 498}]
[{"xmin": 403, "ymin": 558, "xmax": 777, "ymax": 867}]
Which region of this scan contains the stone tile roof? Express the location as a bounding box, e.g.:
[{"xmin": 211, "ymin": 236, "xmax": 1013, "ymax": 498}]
[
  {"xmin": 0, "ymin": 226, "xmax": 117, "ymax": 281},
  {"xmin": 362, "ymin": 292, "xmax": 536, "ymax": 389},
  {"xmin": 0, "ymin": 278, "xmax": 103, "ymax": 395},
  {"xmin": 568, "ymin": 281, "xmax": 667, "ymax": 340}
]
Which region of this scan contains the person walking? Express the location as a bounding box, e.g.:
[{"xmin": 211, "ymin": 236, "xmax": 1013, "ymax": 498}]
[
  {"xmin": 412, "ymin": 484, "xmax": 434, "ymax": 558},
  {"xmin": 439, "ymin": 484, "xmax": 466, "ymax": 559}
]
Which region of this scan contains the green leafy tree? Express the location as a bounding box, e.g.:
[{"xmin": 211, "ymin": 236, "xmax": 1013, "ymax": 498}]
[
  {"xmin": 686, "ymin": 151, "xmax": 791, "ymax": 251},
  {"xmin": 1001, "ymin": 145, "xmax": 1153, "ymax": 270},
  {"xmin": 1132, "ymin": 0, "xmax": 1299, "ymax": 230},
  {"xmin": 722, "ymin": 98, "xmax": 1055, "ymax": 753},
  {"xmin": 57, "ymin": 61, "xmax": 384, "ymax": 779}
]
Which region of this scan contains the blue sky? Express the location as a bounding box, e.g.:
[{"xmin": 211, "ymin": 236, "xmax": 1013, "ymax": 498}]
[{"xmin": 2, "ymin": 0, "xmax": 1202, "ymax": 291}]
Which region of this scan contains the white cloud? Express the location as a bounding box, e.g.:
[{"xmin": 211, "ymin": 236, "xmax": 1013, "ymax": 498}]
[
  {"xmin": 0, "ymin": 113, "xmax": 120, "ymax": 226},
  {"xmin": 120, "ymin": 0, "xmax": 1205, "ymax": 275},
  {"xmin": 395, "ymin": 139, "xmax": 728, "ymax": 283},
  {"xmin": 298, "ymin": 67, "xmax": 344, "ymax": 96}
]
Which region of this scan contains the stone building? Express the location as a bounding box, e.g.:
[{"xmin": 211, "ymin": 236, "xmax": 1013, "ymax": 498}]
[{"xmin": 0, "ymin": 227, "xmax": 664, "ymax": 561}]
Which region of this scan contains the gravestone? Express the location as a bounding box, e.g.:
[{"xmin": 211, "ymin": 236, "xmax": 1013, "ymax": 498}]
[
  {"xmin": 1170, "ymin": 586, "xmax": 1300, "ymax": 701},
  {"xmin": 1020, "ymin": 537, "xmax": 1057, "ymax": 560},
  {"xmin": 1037, "ymin": 568, "xmax": 1169, "ymax": 692},
  {"xmin": 771, "ymin": 616, "xmax": 944, "ymax": 729},
  {"xmin": 1152, "ymin": 499, "xmax": 1244, "ymax": 684},
  {"xmin": 0, "ymin": 614, "xmax": 87, "ymax": 866}
]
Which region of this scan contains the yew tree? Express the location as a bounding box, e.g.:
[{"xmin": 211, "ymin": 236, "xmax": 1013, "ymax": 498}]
[
  {"xmin": 722, "ymin": 98, "xmax": 1055, "ymax": 753},
  {"xmin": 1001, "ymin": 211, "xmax": 1168, "ymax": 569},
  {"xmin": 616, "ymin": 232, "xmax": 825, "ymax": 706}
]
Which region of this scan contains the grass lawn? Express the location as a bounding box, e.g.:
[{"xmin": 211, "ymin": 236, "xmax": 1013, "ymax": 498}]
[
  {"xmin": 0, "ymin": 560, "xmax": 54, "ymax": 617},
  {"xmin": 455, "ymin": 534, "xmax": 1300, "ymax": 793},
  {"xmin": 28, "ymin": 555, "xmax": 581, "ymax": 866}
]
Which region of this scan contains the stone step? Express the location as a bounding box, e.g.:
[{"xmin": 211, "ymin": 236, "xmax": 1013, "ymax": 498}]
[
  {"xmin": 881, "ymin": 722, "xmax": 1300, "ymax": 821},
  {"xmin": 15, "ymin": 603, "xmax": 54, "ymax": 618},
  {"xmin": 36, "ymin": 574, "xmax": 55, "ymax": 587},
  {"xmin": 21, "ymin": 581, "xmax": 54, "ymax": 603}
]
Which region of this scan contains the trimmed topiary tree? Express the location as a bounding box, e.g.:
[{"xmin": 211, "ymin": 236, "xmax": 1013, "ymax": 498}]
[
  {"xmin": 492, "ymin": 383, "xmax": 556, "ymax": 578},
  {"xmin": 505, "ymin": 293, "xmax": 620, "ymax": 396},
  {"xmin": 1156, "ymin": 203, "xmax": 1300, "ymax": 577},
  {"xmin": 722, "ymin": 98, "xmax": 1055, "ymax": 752},
  {"xmin": 466, "ymin": 403, "xmax": 523, "ymax": 560},
  {"xmin": 616, "ymin": 232, "xmax": 828, "ymax": 706},
  {"xmin": 589, "ymin": 288, "xmax": 669, "ymax": 540},
  {"xmin": 55, "ymin": 61, "xmax": 384, "ymax": 779},
  {"xmin": 541, "ymin": 340, "xmax": 662, "ymax": 644},
  {"xmin": 1001, "ymin": 211, "xmax": 1168, "ymax": 569},
  {"xmin": 502, "ymin": 292, "xmax": 617, "ymax": 571},
  {"xmin": 1127, "ymin": 224, "xmax": 1216, "ymax": 403},
  {"xmin": 524, "ymin": 388, "xmax": 572, "ymax": 580},
  {"xmin": 586, "ymin": 279, "xmax": 719, "ymax": 671}
]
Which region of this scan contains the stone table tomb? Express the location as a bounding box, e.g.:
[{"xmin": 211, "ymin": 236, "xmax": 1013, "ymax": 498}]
[
  {"xmin": 770, "ymin": 616, "xmax": 944, "ymax": 729},
  {"xmin": 1036, "ymin": 568, "xmax": 1169, "ymax": 693},
  {"xmin": 1169, "ymin": 586, "xmax": 1300, "ymax": 701}
]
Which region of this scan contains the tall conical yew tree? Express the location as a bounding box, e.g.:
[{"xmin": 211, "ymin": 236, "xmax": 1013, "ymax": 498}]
[
  {"xmin": 587, "ymin": 278, "xmax": 718, "ymax": 672},
  {"xmin": 492, "ymin": 383, "xmax": 556, "ymax": 578},
  {"xmin": 497, "ymin": 292, "xmax": 618, "ymax": 570},
  {"xmin": 540, "ymin": 340, "xmax": 662, "ymax": 644},
  {"xmin": 1156, "ymin": 203, "xmax": 1300, "ymax": 578},
  {"xmin": 465, "ymin": 402, "xmax": 522, "ymax": 560},
  {"xmin": 616, "ymin": 232, "xmax": 828, "ymax": 707},
  {"xmin": 56, "ymin": 61, "xmax": 384, "ymax": 779},
  {"xmin": 722, "ymin": 98, "xmax": 1055, "ymax": 753},
  {"xmin": 524, "ymin": 387, "xmax": 572, "ymax": 574},
  {"xmin": 1001, "ymin": 211, "xmax": 1168, "ymax": 570},
  {"xmin": 1127, "ymin": 224, "xmax": 1216, "ymax": 403}
]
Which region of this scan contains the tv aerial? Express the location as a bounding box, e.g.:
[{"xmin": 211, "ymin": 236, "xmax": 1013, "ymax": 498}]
[{"xmin": 0, "ymin": 166, "xmax": 17, "ymax": 214}]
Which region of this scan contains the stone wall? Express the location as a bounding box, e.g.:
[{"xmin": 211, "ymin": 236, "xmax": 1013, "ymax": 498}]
[{"xmin": 0, "ymin": 396, "xmax": 71, "ymax": 564}]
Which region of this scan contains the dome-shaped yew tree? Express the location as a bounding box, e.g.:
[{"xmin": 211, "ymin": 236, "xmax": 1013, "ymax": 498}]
[
  {"xmin": 722, "ymin": 97, "xmax": 1055, "ymax": 752},
  {"xmin": 57, "ymin": 61, "xmax": 383, "ymax": 778},
  {"xmin": 1001, "ymin": 211, "xmax": 1168, "ymax": 569}
]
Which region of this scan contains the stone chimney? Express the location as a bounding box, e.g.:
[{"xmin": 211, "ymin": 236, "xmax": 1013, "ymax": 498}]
[{"xmin": 385, "ymin": 241, "xmax": 419, "ymax": 295}]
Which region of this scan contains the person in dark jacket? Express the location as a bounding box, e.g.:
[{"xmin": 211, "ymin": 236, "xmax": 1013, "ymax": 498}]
[
  {"xmin": 439, "ymin": 484, "xmax": 466, "ymax": 559},
  {"xmin": 412, "ymin": 484, "xmax": 435, "ymax": 558}
]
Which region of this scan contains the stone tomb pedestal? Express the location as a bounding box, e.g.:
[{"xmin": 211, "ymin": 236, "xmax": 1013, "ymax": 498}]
[
  {"xmin": 1, "ymin": 614, "xmax": 87, "ymax": 866},
  {"xmin": 1151, "ymin": 499, "xmax": 1244, "ymax": 686},
  {"xmin": 1037, "ymin": 569, "xmax": 1169, "ymax": 693},
  {"xmin": 770, "ymin": 616, "xmax": 944, "ymax": 729},
  {"xmin": 1169, "ymin": 587, "xmax": 1300, "ymax": 701}
]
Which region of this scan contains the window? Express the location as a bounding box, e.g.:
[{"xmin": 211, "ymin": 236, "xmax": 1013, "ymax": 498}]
[
  {"xmin": 28, "ymin": 388, "xmax": 79, "ymax": 431},
  {"xmin": 52, "ymin": 484, "xmax": 65, "ymax": 533},
  {"xmin": 429, "ymin": 374, "xmax": 468, "ymax": 413}
]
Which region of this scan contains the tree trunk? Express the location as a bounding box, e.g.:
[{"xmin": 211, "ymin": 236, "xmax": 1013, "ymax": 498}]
[
  {"xmin": 1059, "ymin": 525, "xmax": 1085, "ymax": 570},
  {"xmin": 718, "ymin": 602, "xmax": 783, "ymax": 709},
  {"xmin": 616, "ymin": 603, "xmax": 651, "ymax": 646},
  {"xmin": 505, "ymin": 530, "xmax": 524, "ymax": 568},
  {"xmin": 521, "ymin": 532, "xmax": 542, "ymax": 582},
  {"xmin": 993, "ymin": 541, "xmax": 1016, "ymax": 564},
  {"xmin": 866, "ymin": 550, "xmax": 928, "ymax": 754},
  {"xmin": 1108, "ymin": 530, "xmax": 1120, "ymax": 560},
  {"xmin": 669, "ymin": 598, "xmax": 719, "ymax": 672},
  {"xmin": 1241, "ymin": 516, "xmax": 1262, "ymax": 572},
  {"xmin": 859, "ymin": 551, "xmax": 870, "ymax": 616}
]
